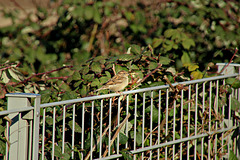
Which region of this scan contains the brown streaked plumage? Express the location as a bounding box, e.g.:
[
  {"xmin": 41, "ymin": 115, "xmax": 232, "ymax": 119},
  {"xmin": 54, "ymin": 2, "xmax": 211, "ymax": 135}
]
[{"xmin": 95, "ymin": 70, "xmax": 129, "ymax": 92}]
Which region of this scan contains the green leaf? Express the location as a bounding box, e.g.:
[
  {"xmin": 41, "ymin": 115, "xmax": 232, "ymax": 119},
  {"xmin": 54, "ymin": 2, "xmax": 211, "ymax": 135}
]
[
  {"xmin": 45, "ymin": 116, "xmax": 53, "ymax": 125},
  {"xmin": 169, "ymin": 108, "xmax": 174, "ymax": 117},
  {"xmin": 119, "ymin": 132, "xmax": 128, "ymax": 144},
  {"xmin": 54, "ymin": 145, "xmax": 71, "ymax": 159},
  {"xmin": 149, "ymin": 62, "xmax": 159, "ymax": 70},
  {"xmin": 91, "ymin": 78, "xmax": 100, "ymax": 87},
  {"xmin": 163, "ymin": 40, "xmax": 173, "ymax": 51},
  {"xmin": 182, "ymin": 38, "xmax": 195, "ymax": 50},
  {"xmin": 181, "ymin": 51, "xmax": 191, "ymax": 64},
  {"xmin": 159, "ymin": 56, "xmax": 171, "ymax": 65},
  {"xmin": 84, "ymin": 6, "xmax": 94, "ymax": 20},
  {"xmin": 226, "ymin": 78, "xmax": 240, "ymax": 89},
  {"xmin": 130, "ymin": 64, "xmax": 139, "ymax": 70},
  {"xmin": 229, "ymin": 150, "xmax": 238, "ymax": 160},
  {"xmin": 61, "ymin": 91, "xmax": 78, "ymax": 100},
  {"xmin": 118, "ymin": 54, "xmax": 135, "ymax": 61},
  {"xmin": 82, "ymin": 74, "xmax": 94, "ymax": 82},
  {"xmin": 68, "ymin": 120, "xmax": 82, "ymax": 133},
  {"xmin": 152, "ymin": 38, "xmax": 163, "ymax": 48},
  {"xmin": 93, "ymin": 56, "xmax": 106, "ymax": 64},
  {"xmin": 136, "ymin": 131, "xmax": 142, "ymax": 146},
  {"xmin": 72, "ymin": 71, "xmax": 81, "ymax": 80},
  {"xmin": 0, "ymin": 138, "xmax": 6, "ymax": 156},
  {"xmin": 148, "ymin": 81, "xmax": 165, "ymax": 87},
  {"xmin": 115, "ymin": 65, "xmax": 124, "ymax": 73},
  {"xmin": 79, "ymin": 66, "xmax": 89, "ymax": 75},
  {"xmin": 191, "ymin": 70, "xmax": 203, "ymax": 80},
  {"xmin": 188, "ymin": 64, "xmax": 199, "ymax": 72},
  {"xmin": 93, "ymin": 8, "xmax": 102, "ymax": 23},
  {"xmin": 152, "ymin": 106, "xmax": 159, "ymax": 123},
  {"xmin": 79, "ymin": 85, "xmax": 87, "ymax": 96},
  {"xmin": 58, "ymin": 81, "xmax": 71, "ymax": 91},
  {"xmin": 73, "ymin": 80, "xmax": 82, "ymax": 88},
  {"xmin": 121, "ymin": 150, "xmax": 133, "ymax": 160},
  {"xmin": 164, "ymin": 29, "xmax": 175, "ymax": 38},
  {"xmin": 131, "ymin": 45, "xmax": 141, "ymax": 54},
  {"xmin": 71, "ymin": 6, "xmax": 84, "ymax": 18},
  {"xmin": 231, "ymin": 98, "xmax": 240, "ymax": 112},
  {"xmin": 99, "ymin": 76, "xmax": 109, "ymax": 84},
  {"xmin": 91, "ymin": 62, "xmax": 102, "ymax": 73}
]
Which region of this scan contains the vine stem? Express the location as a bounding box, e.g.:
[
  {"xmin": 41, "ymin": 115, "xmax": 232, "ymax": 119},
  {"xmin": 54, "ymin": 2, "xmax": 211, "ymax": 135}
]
[
  {"xmin": 218, "ymin": 47, "xmax": 238, "ymax": 74},
  {"xmin": 14, "ymin": 65, "xmax": 73, "ymax": 86}
]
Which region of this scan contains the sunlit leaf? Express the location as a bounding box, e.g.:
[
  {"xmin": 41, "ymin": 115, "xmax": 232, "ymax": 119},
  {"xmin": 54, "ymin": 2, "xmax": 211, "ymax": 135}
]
[
  {"xmin": 188, "ymin": 64, "xmax": 199, "ymax": 72},
  {"xmin": 191, "ymin": 70, "xmax": 203, "ymax": 80}
]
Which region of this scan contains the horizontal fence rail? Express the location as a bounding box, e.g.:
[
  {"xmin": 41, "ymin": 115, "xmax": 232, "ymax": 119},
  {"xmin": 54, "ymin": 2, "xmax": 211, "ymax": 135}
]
[{"xmin": 2, "ymin": 72, "xmax": 240, "ymax": 160}]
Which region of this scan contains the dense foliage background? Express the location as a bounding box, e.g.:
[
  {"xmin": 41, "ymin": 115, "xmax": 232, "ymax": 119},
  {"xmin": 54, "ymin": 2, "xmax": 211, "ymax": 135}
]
[
  {"xmin": 0, "ymin": 0, "xmax": 239, "ymax": 102},
  {"xmin": 0, "ymin": 0, "xmax": 240, "ymax": 159}
]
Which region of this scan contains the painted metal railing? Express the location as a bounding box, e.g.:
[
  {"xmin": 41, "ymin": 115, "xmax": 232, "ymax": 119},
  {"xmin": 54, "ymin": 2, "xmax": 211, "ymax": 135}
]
[{"xmin": 1, "ymin": 64, "xmax": 240, "ymax": 160}]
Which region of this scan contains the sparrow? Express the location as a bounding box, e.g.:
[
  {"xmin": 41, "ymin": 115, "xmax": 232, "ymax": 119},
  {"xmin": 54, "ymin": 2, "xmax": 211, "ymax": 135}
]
[{"xmin": 95, "ymin": 70, "xmax": 129, "ymax": 92}]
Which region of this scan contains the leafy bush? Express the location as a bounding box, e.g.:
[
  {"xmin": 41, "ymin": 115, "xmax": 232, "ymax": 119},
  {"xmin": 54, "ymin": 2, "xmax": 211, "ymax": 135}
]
[{"xmin": 0, "ymin": 0, "xmax": 240, "ymax": 159}]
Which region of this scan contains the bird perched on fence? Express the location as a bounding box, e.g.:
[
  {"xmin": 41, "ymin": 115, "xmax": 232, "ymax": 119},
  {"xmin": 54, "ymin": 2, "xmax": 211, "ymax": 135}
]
[{"xmin": 95, "ymin": 70, "xmax": 129, "ymax": 92}]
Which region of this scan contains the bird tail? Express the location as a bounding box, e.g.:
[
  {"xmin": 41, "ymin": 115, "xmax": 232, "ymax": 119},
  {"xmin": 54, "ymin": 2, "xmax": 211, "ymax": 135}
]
[{"xmin": 94, "ymin": 87, "xmax": 105, "ymax": 92}]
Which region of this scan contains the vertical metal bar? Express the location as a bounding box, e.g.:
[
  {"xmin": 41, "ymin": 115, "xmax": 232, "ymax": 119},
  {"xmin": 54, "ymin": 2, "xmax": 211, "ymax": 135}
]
[
  {"xmin": 91, "ymin": 101, "xmax": 95, "ymax": 159},
  {"xmin": 187, "ymin": 85, "xmax": 191, "ymax": 160},
  {"xmin": 62, "ymin": 105, "xmax": 66, "ymax": 153},
  {"xmin": 201, "ymin": 82, "xmax": 205, "ymax": 160},
  {"xmin": 126, "ymin": 95, "xmax": 129, "ymax": 148},
  {"xmin": 41, "ymin": 108, "xmax": 46, "ymax": 160},
  {"xmin": 215, "ymin": 80, "xmax": 219, "ymax": 159},
  {"xmin": 180, "ymin": 90, "xmax": 183, "ymax": 160},
  {"xmin": 117, "ymin": 98, "xmax": 121, "ymax": 157},
  {"xmin": 28, "ymin": 118, "xmax": 33, "ymax": 160},
  {"xmin": 72, "ymin": 104, "xmax": 75, "ymax": 159},
  {"xmin": 52, "ymin": 107, "xmax": 56, "ymax": 160},
  {"xmin": 229, "ymin": 91, "xmax": 232, "ymax": 127},
  {"xmin": 221, "ymin": 80, "xmax": 225, "ymax": 156},
  {"xmin": 6, "ymin": 121, "xmax": 9, "ymax": 160},
  {"xmin": 108, "ymin": 98, "xmax": 112, "ymax": 156},
  {"xmin": 227, "ymin": 94, "xmax": 232, "ymax": 159},
  {"xmin": 228, "ymin": 90, "xmax": 232, "ymax": 159},
  {"xmin": 134, "ymin": 94, "xmax": 138, "ymax": 160},
  {"xmin": 142, "ymin": 92, "xmax": 146, "ymax": 160},
  {"xmin": 158, "ymin": 90, "xmax": 161, "ymax": 160},
  {"xmin": 81, "ymin": 103, "xmax": 85, "ymax": 160},
  {"xmin": 173, "ymin": 100, "xmax": 176, "ymax": 160},
  {"xmin": 208, "ymin": 81, "xmax": 212, "ymax": 159},
  {"xmin": 194, "ymin": 83, "xmax": 198, "ymax": 160},
  {"xmin": 33, "ymin": 95, "xmax": 41, "ymax": 160},
  {"xmin": 150, "ymin": 91, "xmax": 153, "ymax": 159},
  {"xmin": 100, "ymin": 100, "xmax": 103, "ymax": 158},
  {"xmin": 165, "ymin": 89, "xmax": 169, "ymax": 160}
]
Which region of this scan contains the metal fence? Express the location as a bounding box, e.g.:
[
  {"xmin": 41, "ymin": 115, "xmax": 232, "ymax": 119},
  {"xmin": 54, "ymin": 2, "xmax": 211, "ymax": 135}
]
[{"xmin": 1, "ymin": 64, "xmax": 240, "ymax": 160}]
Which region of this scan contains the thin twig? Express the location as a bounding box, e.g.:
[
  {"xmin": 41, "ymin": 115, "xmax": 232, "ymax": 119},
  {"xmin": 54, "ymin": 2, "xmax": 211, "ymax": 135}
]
[
  {"xmin": 102, "ymin": 114, "xmax": 131, "ymax": 157},
  {"xmin": 0, "ymin": 62, "xmax": 21, "ymax": 71},
  {"xmin": 218, "ymin": 47, "xmax": 238, "ymax": 74},
  {"xmin": 84, "ymin": 125, "xmax": 109, "ymax": 160},
  {"xmin": 131, "ymin": 63, "xmax": 162, "ymax": 90},
  {"xmin": 14, "ymin": 65, "xmax": 73, "ymax": 86}
]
